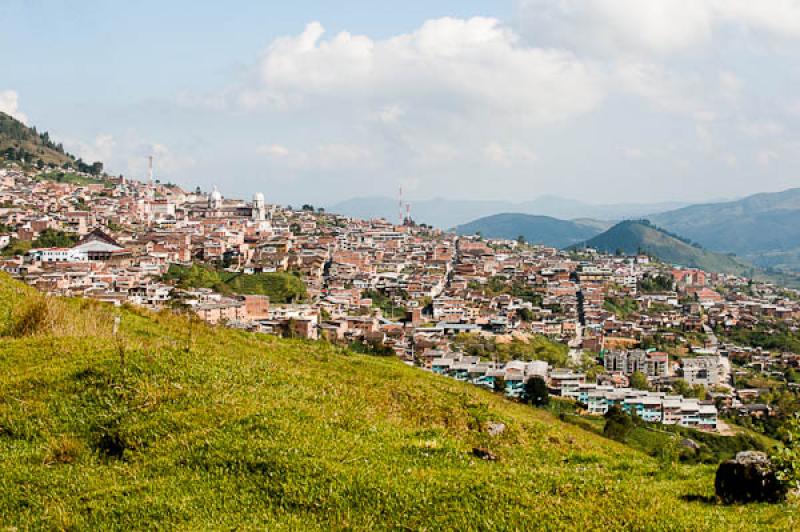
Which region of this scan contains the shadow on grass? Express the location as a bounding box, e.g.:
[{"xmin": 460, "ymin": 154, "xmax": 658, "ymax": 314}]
[{"xmin": 680, "ymin": 494, "xmax": 718, "ymax": 505}]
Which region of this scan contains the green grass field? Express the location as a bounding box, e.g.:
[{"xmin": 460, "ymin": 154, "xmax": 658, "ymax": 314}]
[
  {"xmin": 0, "ymin": 273, "xmax": 797, "ymax": 530},
  {"xmin": 35, "ymin": 171, "xmax": 107, "ymax": 186},
  {"xmin": 163, "ymin": 264, "xmax": 307, "ymax": 303}
]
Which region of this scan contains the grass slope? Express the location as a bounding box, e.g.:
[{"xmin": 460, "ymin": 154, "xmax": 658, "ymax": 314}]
[
  {"xmin": 0, "ymin": 274, "xmax": 796, "ymax": 529},
  {"xmin": 35, "ymin": 170, "xmax": 107, "ymax": 186},
  {"xmin": 163, "ymin": 264, "xmax": 307, "ymax": 303},
  {"xmin": 454, "ymin": 213, "xmax": 602, "ymax": 248},
  {"xmin": 0, "ymin": 112, "xmax": 74, "ymax": 168}
]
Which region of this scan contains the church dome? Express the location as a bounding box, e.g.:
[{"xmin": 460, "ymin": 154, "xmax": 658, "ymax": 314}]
[
  {"xmin": 210, "ymin": 186, "xmax": 222, "ymax": 201},
  {"xmin": 254, "ymin": 192, "xmax": 264, "ymax": 203}
]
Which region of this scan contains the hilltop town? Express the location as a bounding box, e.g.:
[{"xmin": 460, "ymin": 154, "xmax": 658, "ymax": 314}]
[{"xmin": 2, "ymin": 164, "xmax": 800, "ymax": 436}]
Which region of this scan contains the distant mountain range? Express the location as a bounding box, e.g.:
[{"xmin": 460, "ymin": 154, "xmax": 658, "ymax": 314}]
[
  {"xmin": 454, "ymin": 213, "xmax": 609, "ymax": 248},
  {"xmin": 649, "ymin": 188, "xmax": 800, "ymax": 274},
  {"xmin": 328, "ymin": 196, "xmax": 688, "ymax": 229},
  {"xmin": 363, "ymin": 186, "xmax": 800, "ymax": 277},
  {"xmin": 573, "ymin": 220, "xmax": 755, "ymax": 277}
]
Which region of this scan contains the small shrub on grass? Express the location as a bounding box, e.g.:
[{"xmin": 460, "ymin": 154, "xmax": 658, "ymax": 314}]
[
  {"xmin": 771, "ymin": 414, "xmax": 800, "ymax": 492},
  {"xmin": 523, "ymin": 376, "xmax": 549, "ymax": 406},
  {"xmin": 604, "ymin": 405, "xmax": 639, "ymax": 442},
  {"xmin": 2, "ymin": 292, "xmax": 113, "ymax": 338},
  {"xmin": 5, "ymin": 297, "xmax": 59, "ymax": 337},
  {"xmin": 44, "ymin": 435, "xmax": 84, "ymax": 465},
  {"xmin": 94, "ymin": 424, "xmax": 133, "ymax": 460}
]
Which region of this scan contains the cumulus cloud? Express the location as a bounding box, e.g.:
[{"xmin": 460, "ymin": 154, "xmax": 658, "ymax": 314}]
[
  {"xmin": 244, "ymin": 17, "xmax": 604, "ymax": 125},
  {"xmin": 167, "ymin": 9, "xmax": 800, "ymax": 203},
  {"xmin": 0, "ymin": 90, "xmax": 28, "ymax": 124}
]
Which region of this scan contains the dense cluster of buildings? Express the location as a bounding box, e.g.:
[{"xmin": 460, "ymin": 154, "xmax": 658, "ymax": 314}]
[
  {"xmin": 3, "ymin": 165, "xmax": 800, "ymax": 432},
  {"xmin": 427, "ymin": 352, "xmax": 718, "ymax": 430}
]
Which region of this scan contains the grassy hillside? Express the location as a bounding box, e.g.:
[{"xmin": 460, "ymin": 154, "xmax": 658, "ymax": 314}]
[
  {"xmin": 34, "ymin": 169, "xmax": 107, "ymax": 186},
  {"xmin": 163, "ymin": 263, "xmax": 307, "ymax": 303},
  {"xmin": 576, "ymin": 220, "xmax": 755, "ymax": 276},
  {"xmin": 0, "ymin": 112, "xmax": 74, "ymax": 168},
  {"xmin": 0, "ymin": 274, "xmax": 797, "ymax": 529},
  {"xmin": 650, "ymin": 189, "xmax": 800, "ymax": 273},
  {"xmin": 454, "ymin": 213, "xmax": 602, "ymax": 248}
]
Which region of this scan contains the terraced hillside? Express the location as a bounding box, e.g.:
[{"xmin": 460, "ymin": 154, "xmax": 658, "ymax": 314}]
[{"xmin": 0, "ymin": 274, "xmax": 796, "ymax": 530}]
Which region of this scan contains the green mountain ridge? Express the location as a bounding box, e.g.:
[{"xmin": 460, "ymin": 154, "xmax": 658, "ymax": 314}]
[
  {"xmin": 0, "ymin": 112, "xmax": 104, "ymax": 174},
  {"xmin": 650, "ymin": 188, "xmax": 800, "ymax": 274},
  {"xmin": 574, "ymin": 220, "xmax": 755, "ymax": 276},
  {"xmin": 0, "ymin": 273, "xmax": 794, "ymax": 529},
  {"xmin": 0, "ymin": 112, "xmax": 75, "ymax": 168},
  {"xmin": 454, "ymin": 213, "xmax": 605, "ymax": 248}
]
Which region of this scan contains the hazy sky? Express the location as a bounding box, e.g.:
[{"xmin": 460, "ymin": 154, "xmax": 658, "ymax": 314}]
[{"xmin": 3, "ymin": 0, "xmax": 800, "ymax": 205}]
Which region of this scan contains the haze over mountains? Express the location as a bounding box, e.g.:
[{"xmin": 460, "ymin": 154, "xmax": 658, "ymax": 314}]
[
  {"xmin": 572, "ymin": 220, "xmax": 753, "ymax": 277},
  {"xmin": 454, "ymin": 213, "xmax": 607, "ymax": 248},
  {"xmin": 650, "ymin": 189, "xmax": 800, "ymax": 274},
  {"xmin": 328, "ymin": 196, "xmax": 689, "ymax": 229},
  {"xmin": 437, "ymin": 187, "xmax": 800, "ymax": 278}
]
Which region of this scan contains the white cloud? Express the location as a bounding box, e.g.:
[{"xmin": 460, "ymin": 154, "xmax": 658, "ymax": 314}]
[
  {"xmin": 721, "ymin": 153, "xmax": 739, "ymax": 168},
  {"xmin": 316, "ymin": 143, "xmax": 371, "ymax": 168},
  {"xmin": 257, "ymin": 142, "xmax": 371, "ymax": 170},
  {"xmin": 738, "ymin": 120, "xmax": 784, "ymax": 138},
  {"xmin": 718, "ymin": 0, "xmax": 800, "ymax": 40},
  {"xmin": 256, "ymin": 143, "xmax": 290, "ymax": 158},
  {"xmin": 719, "ymin": 71, "xmax": 743, "ymax": 94},
  {"xmin": 165, "ymin": 8, "xmax": 800, "ymax": 203},
  {"xmin": 519, "ymin": 0, "xmax": 800, "ymax": 55},
  {"xmin": 176, "ymin": 89, "xmax": 231, "ymax": 111},
  {"xmin": 616, "ymin": 61, "xmax": 713, "ymax": 120},
  {"xmin": 369, "ymin": 105, "xmax": 405, "ymax": 125},
  {"xmin": 245, "ymin": 18, "xmax": 604, "ymax": 125},
  {"xmin": 757, "ymin": 149, "xmax": 780, "ymax": 166},
  {"xmin": 483, "ymin": 142, "xmax": 538, "ymax": 166},
  {"xmin": 63, "ymin": 134, "xmax": 116, "ymax": 164},
  {"xmin": 620, "ymin": 146, "xmax": 644, "ymax": 159},
  {"xmin": 63, "ymin": 132, "xmax": 194, "ymax": 181},
  {"xmin": 0, "ymin": 90, "xmax": 28, "ymax": 124}
]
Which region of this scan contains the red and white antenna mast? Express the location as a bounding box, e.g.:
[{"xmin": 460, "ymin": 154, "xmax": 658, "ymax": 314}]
[{"xmin": 398, "ymin": 186, "xmax": 404, "ymax": 225}]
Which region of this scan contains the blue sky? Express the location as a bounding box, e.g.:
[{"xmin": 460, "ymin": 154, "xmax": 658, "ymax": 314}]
[{"xmin": 3, "ymin": 0, "xmax": 800, "ymax": 206}]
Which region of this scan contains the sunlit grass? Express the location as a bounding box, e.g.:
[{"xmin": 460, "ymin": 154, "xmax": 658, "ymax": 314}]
[{"xmin": 0, "ymin": 273, "xmax": 797, "ymax": 529}]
